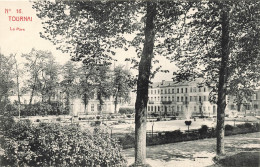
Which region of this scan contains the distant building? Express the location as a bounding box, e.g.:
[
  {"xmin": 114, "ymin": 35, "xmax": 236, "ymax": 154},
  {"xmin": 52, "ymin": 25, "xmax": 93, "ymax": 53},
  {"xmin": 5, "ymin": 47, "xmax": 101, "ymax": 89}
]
[
  {"xmin": 148, "ymin": 79, "xmax": 260, "ymax": 118},
  {"xmin": 226, "ymin": 89, "xmax": 260, "ymax": 116},
  {"xmin": 147, "ymin": 79, "xmax": 216, "ymax": 118},
  {"xmin": 72, "ymin": 90, "xmax": 136, "ymax": 116}
]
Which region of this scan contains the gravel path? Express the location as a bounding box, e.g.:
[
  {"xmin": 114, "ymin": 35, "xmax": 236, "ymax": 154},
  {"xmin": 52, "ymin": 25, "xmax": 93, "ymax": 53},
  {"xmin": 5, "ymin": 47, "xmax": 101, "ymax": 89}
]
[{"xmin": 123, "ymin": 132, "xmax": 260, "ymax": 167}]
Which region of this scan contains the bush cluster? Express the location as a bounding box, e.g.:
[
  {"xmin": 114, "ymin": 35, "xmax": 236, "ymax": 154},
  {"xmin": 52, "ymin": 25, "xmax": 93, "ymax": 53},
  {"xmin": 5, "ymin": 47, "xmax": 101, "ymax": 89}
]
[
  {"xmin": 118, "ymin": 123, "xmax": 260, "ymax": 149},
  {"xmin": 118, "ymin": 108, "xmax": 134, "ymax": 115},
  {"xmin": 1, "ymin": 118, "xmax": 126, "ymax": 166},
  {"xmin": 2, "ymin": 102, "xmax": 67, "ymax": 117}
]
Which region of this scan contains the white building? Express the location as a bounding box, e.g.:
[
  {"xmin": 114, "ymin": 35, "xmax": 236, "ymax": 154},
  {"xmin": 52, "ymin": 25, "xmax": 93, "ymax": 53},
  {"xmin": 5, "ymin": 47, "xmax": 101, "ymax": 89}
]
[{"xmin": 147, "ymin": 79, "xmax": 217, "ymax": 118}]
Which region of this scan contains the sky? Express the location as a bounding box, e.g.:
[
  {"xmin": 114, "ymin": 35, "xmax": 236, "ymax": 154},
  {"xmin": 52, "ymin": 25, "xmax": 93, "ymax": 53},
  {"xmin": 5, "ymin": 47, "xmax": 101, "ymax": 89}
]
[{"xmin": 0, "ymin": 0, "xmax": 176, "ymax": 82}]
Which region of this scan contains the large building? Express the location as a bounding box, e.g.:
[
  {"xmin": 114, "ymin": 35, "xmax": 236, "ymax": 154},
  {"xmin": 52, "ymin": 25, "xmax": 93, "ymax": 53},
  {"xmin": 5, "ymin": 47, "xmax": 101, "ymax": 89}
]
[
  {"xmin": 147, "ymin": 79, "xmax": 260, "ymax": 118},
  {"xmin": 147, "ymin": 79, "xmax": 216, "ymax": 118}
]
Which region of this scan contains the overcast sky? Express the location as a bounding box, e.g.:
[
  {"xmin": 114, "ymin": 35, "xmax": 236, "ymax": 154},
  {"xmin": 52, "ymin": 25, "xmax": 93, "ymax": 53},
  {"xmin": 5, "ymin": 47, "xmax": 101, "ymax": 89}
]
[{"xmin": 0, "ymin": 0, "xmax": 176, "ymax": 82}]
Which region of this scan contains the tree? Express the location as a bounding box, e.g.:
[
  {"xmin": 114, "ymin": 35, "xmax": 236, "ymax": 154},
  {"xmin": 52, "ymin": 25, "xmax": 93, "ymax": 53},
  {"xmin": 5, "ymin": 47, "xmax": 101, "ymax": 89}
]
[
  {"xmin": 93, "ymin": 65, "xmax": 113, "ymax": 114},
  {"xmin": 22, "ymin": 48, "xmax": 50, "ymax": 109},
  {"xmin": 40, "ymin": 53, "xmax": 60, "ymax": 103},
  {"xmin": 172, "ymin": 1, "xmax": 259, "ymax": 155},
  {"xmin": 12, "ymin": 54, "xmax": 22, "ymax": 119},
  {"xmin": 77, "ymin": 64, "xmax": 96, "ymax": 113},
  {"xmin": 60, "ymin": 61, "xmax": 78, "ymax": 115},
  {"xmin": 112, "ymin": 65, "xmax": 134, "ymax": 113},
  {"xmin": 33, "ymin": 1, "xmax": 191, "ymax": 165},
  {"xmin": 0, "ymin": 54, "xmax": 15, "ymax": 113}
]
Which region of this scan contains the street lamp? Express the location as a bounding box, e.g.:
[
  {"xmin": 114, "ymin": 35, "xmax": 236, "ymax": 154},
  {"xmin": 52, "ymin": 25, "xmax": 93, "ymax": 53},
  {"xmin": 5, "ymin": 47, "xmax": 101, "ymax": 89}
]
[{"xmin": 152, "ymin": 121, "xmax": 155, "ymax": 139}]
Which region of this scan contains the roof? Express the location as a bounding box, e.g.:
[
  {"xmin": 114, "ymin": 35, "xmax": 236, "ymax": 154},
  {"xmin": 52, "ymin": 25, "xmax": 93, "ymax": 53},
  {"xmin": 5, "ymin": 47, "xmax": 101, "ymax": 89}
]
[{"xmin": 149, "ymin": 78, "xmax": 204, "ymax": 88}]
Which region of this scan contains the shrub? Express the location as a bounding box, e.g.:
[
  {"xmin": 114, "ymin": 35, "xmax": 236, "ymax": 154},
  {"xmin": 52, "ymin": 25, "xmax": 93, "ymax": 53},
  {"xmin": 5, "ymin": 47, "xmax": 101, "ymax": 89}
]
[
  {"xmin": 56, "ymin": 117, "xmax": 61, "ymax": 121},
  {"xmin": 119, "ymin": 108, "xmax": 134, "ymax": 115},
  {"xmin": 225, "ymin": 124, "xmax": 234, "ymax": 131},
  {"xmin": 127, "ymin": 114, "xmax": 132, "ymax": 118},
  {"xmin": 171, "ymin": 117, "xmax": 177, "ymax": 120},
  {"xmin": 199, "ymin": 125, "xmax": 209, "ymax": 136},
  {"xmin": 35, "ymin": 119, "xmax": 41, "ymax": 122},
  {"xmin": 5, "ymin": 119, "xmax": 32, "ymax": 140},
  {"xmin": 151, "ymin": 113, "xmax": 159, "ymax": 117},
  {"xmin": 1, "ymin": 123, "xmax": 126, "ymax": 166},
  {"xmin": 165, "ymin": 130, "xmax": 183, "ymax": 138},
  {"xmin": 96, "ymin": 116, "xmax": 100, "ymax": 119},
  {"xmin": 118, "ymin": 120, "xmax": 126, "ymax": 124},
  {"xmin": 157, "ymin": 118, "xmax": 161, "ymax": 121},
  {"xmin": 0, "ymin": 114, "xmax": 15, "ymax": 132},
  {"xmin": 244, "ymin": 123, "xmax": 253, "ymax": 128}
]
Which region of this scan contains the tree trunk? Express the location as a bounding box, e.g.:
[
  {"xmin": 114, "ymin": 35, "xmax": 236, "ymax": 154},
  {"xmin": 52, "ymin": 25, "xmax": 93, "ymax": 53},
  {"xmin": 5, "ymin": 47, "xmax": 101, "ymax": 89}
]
[
  {"xmin": 216, "ymin": 4, "xmax": 230, "ymax": 155},
  {"xmin": 29, "ymin": 76, "xmax": 37, "ymax": 107},
  {"xmin": 15, "ymin": 59, "xmax": 21, "ymax": 119},
  {"xmin": 135, "ymin": 2, "xmax": 156, "ymax": 166},
  {"xmin": 114, "ymin": 88, "xmax": 119, "ymax": 113}
]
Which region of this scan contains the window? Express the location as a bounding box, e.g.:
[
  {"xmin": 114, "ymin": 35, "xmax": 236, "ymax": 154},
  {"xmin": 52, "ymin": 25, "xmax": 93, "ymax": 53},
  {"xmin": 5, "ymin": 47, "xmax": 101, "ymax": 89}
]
[
  {"xmin": 158, "ymin": 90, "xmax": 160, "ymax": 94},
  {"xmin": 155, "ymin": 97, "xmax": 157, "ymax": 101},
  {"xmin": 199, "ymin": 96, "xmax": 202, "ymax": 102},
  {"xmin": 91, "ymin": 104, "xmax": 94, "ymax": 111},
  {"xmin": 177, "ymin": 97, "xmax": 180, "ymax": 102},
  {"xmin": 168, "ymin": 96, "xmax": 171, "ymax": 101},
  {"xmin": 165, "ymin": 89, "xmax": 167, "ymax": 94},
  {"xmin": 151, "ymin": 90, "xmax": 153, "ymax": 94},
  {"xmin": 181, "ymin": 96, "xmax": 183, "ymax": 102},
  {"xmin": 161, "ymin": 89, "xmax": 163, "ymax": 94},
  {"xmin": 185, "ymin": 96, "xmax": 188, "ymax": 102},
  {"xmin": 185, "ymin": 88, "xmax": 188, "ymax": 93},
  {"xmin": 168, "ymin": 89, "xmax": 170, "ymax": 94},
  {"xmin": 193, "ymin": 87, "xmax": 196, "ymax": 92},
  {"xmin": 177, "ymin": 106, "xmax": 180, "ymax": 112},
  {"xmin": 199, "ymin": 87, "xmax": 201, "ymax": 92},
  {"xmin": 172, "ymin": 96, "xmax": 174, "ymax": 101},
  {"xmin": 155, "ymin": 106, "xmax": 157, "ymax": 112},
  {"xmin": 177, "ymin": 88, "xmax": 179, "ymax": 93},
  {"xmin": 254, "ymin": 104, "xmax": 258, "ymax": 109},
  {"xmin": 161, "ymin": 96, "xmax": 163, "ymax": 100},
  {"xmin": 204, "ymin": 96, "xmax": 206, "ymax": 101},
  {"xmin": 148, "ymin": 106, "xmax": 150, "ymax": 111},
  {"xmin": 158, "ymin": 106, "xmax": 160, "ymax": 111},
  {"xmin": 190, "ymin": 87, "xmax": 192, "ymax": 93},
  {"xmin": 181, "ymin": 88, "xmax": 183, "ymax": 93},
  {"xmin": 151, "ymin": 106, "xmax": 153, "ymax": 112},
  {"xmin": 172, "ymin": 89, "xmax": 174, "ymax": 93},
  {"xmin": 164, "ymin": 96, "xmax": 167, "ymax": 101},
  {"xmin": 190, "ymin": 96, "xmax": 193, "ymax": 101},
  {"xmin": 194, "ymin": 96, "xmax": 198, "ymax": 101},
  {"xmin": 204, "ymin": 87, "xmax": 206, "ymax": 92},
  {"xmin": 151, "ymin": 97, "xmax": 153, "ymax": 101}
]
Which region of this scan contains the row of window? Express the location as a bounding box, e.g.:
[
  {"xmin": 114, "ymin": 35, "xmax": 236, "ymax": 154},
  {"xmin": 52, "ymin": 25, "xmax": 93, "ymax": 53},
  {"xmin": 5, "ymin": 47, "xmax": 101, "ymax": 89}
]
[
  {"xmin": 147, "ymin": 105, "xmax": 216, "ymax": 112},
  {"xmin": 149, "ymin": 87, "xmax": 207, "ymax": 94},
  {"xmin": 149, "ymin": 95, "xmax": 209, "ymax": 102}
]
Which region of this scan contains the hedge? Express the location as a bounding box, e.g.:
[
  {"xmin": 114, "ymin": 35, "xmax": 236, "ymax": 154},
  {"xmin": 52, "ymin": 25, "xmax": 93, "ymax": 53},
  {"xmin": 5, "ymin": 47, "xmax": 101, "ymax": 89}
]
[
  {"xmin": 118, "ymin": 123, "xmax": 260, "ymax": 149},
  {"xmin": 118, "ymin": 108, "xmax": 134, "ymax": 115}
]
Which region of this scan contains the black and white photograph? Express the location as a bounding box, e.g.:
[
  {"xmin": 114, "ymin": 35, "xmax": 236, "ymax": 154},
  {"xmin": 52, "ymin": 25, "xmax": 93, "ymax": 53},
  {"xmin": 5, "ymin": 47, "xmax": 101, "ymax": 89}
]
[{"xmin": 0, "ymin": 0, "xmax": 259, "ymax": 166}]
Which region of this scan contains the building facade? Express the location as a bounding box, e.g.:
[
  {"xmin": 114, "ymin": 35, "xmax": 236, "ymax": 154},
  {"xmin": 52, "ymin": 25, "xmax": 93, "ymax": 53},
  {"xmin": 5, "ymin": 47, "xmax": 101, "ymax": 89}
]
[{"xmin": 147, "ymin": 79, "xmax": 217, "ymax": 118}]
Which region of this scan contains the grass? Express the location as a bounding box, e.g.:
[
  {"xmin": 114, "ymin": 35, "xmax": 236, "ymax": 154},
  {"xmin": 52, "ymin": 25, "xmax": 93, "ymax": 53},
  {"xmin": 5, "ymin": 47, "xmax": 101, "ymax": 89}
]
[{"xmin": 212, "ymin": 152, "xmax": 260, "ymax": 167}]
